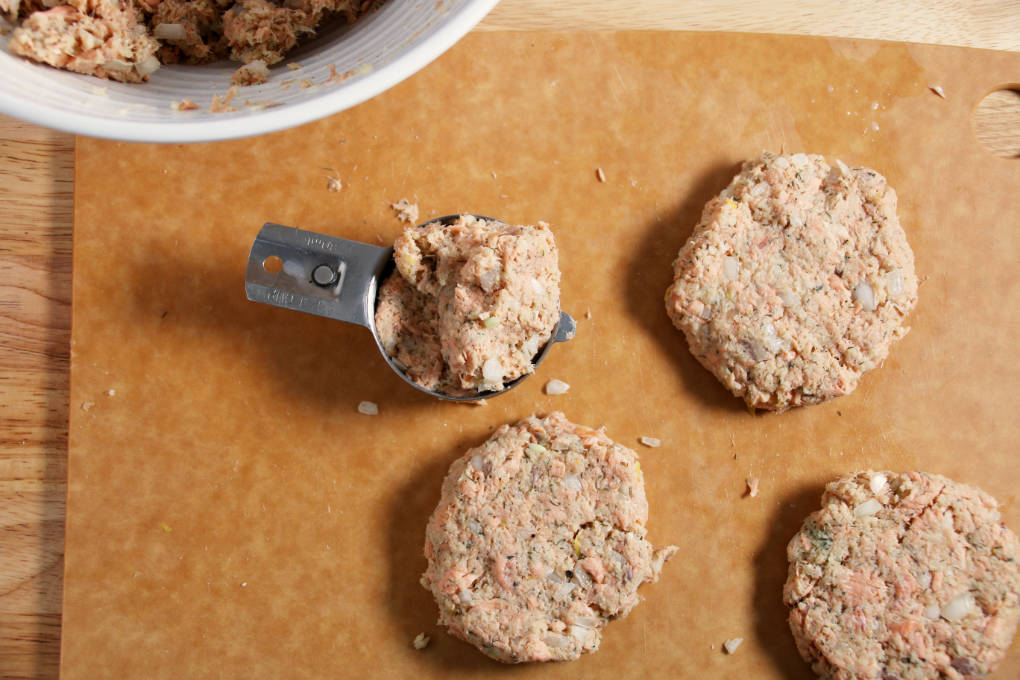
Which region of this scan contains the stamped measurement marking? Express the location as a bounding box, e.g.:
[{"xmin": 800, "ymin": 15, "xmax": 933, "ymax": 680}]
[{"xmin": 303, "ymin": 235, "xmax": 338, "ymax": 252}]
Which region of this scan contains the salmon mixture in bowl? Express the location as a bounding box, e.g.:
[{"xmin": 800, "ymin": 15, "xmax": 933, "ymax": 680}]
[
  {"xmin": 785, "ymin": 471, "xmax": 1020, "ymax": 680},
  {"xmin": 375, "ymin": 214, "xmax": 561, "ymax": 397},
  {"xmin": 665, "ymin": 152, "xmax": 918, "ymax": 412},
  {"xmin": 421, "ymin": 412, "xmax": 677, "ymax": 662},
  {"xmin": 3, "ymin": 0, "xmax": 374, "ymax": 84}
]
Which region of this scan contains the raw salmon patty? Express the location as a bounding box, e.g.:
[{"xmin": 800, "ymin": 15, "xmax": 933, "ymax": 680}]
[
  {"xmin": 375, "ymin": 214, "xmax": 560, "ymax": 397},
  {"xmin": 421, "ymin": 412, "xmax": 676, "ymax": 662},
  {"xmin": 785, "ymin": 471, "xmax": 1020, "ymax": 680},
  {"xmin": 665, "ymin": 152, "xmax": 918, "ymax": 411}
]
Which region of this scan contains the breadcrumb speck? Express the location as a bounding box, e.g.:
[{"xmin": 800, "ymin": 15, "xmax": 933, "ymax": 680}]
[
  {"xmin": 745, "ymin": 477, "xmax": 760, "ymax": 498},
  {"xmin": 413, "ymin": 632, "xmax": 430, "ymax": 650},
  {"xmin": 639, "ymin": 436, "xmax": 661, "ymax": 448},
  {"xmin": 545, "ymin": 379, "xmax": 570, "ymax": 395},
  {"xmin": 81, "ymin": 401, "xmax": 95, "ymax": 412},
  {"xmin": 171, "ymin": 99, "xmax": 199, "ymax": 111},
  {"xmin": 326, "ymin": 173, "xmax": 342, "ymax": 193},
  {"xmin": 596, "ymin": 167, "xmax": 606, "ymax": 182},
  {"xmin": 106, "ymin": 389, "xmax": 116, "ymax": 397},
  {"xmin": 929, "ymin": 85, "xmax": 946, "ymax": 99},
  {"xmin": 160, "ymin": 522, "xmax": 172, "ymax": 533},
  {"xmin": 209, "ymin": 87, "xmax": 239, "ymax": 113},
  {"xmin": 723, "ymin": 637, "xmax": 744, "ymax": 654},
  {"xmin": 287, "ymin": 63, "xmax": 302, "ymax": 71},
  {"xmin": 391, "ymin": 198, "xmax": 419, "ymax": 224},
  {"xmin": 357, "ymin": 401, "xmax": 379, "ymax": 415}
]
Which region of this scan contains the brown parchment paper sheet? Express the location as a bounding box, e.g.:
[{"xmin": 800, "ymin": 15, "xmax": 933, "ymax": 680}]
[{"xmin": 67, "ymin": 32, "xmax": 1020, "ymax": 679}]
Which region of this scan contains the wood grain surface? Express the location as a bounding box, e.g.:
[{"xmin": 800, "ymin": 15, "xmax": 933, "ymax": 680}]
[{"xmin": 0, "ymin": 2, "xmax": 1017, "ymax": 677}]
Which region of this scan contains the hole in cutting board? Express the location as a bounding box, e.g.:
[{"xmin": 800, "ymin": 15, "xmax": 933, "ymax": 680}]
[
  {"xmin": 262, "ymin": 255, "xmax": 283, "ymax": 274},
  {"xmin": 973, "ymin": 87, "xmax": 1020, "ymax": 158}
]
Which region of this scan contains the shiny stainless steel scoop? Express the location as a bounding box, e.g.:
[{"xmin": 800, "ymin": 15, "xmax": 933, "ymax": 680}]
[{"xmin": 244, "ymin": 215, "xmax": 575, "ymax": 401}]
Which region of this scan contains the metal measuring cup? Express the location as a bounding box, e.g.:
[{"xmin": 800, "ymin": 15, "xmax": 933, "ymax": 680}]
[{"xmin": 244, "ymin": 216, "xmax": 576, "ymax": 401}]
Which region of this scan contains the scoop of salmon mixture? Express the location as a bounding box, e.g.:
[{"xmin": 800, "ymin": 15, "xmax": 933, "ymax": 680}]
[
  {"xmin": 785, "ymin": 471, "xmax": 1020, "ymax": 680},
  {"xmin": 665, "ymin": 152, "xmax": 917, "ymax": 411},
  {"xmin": 375, "ymin": 214, "xmax": 560, "ymax": 396},
  {"xmin": 421, "ymin": 412, "xmax": 677, "ymax": 663}
]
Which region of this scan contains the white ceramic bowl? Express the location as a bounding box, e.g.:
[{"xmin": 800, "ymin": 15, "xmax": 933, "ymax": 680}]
[{"xmin": 0, "ymin": 0, "xmax": 499, "ymax": 142}]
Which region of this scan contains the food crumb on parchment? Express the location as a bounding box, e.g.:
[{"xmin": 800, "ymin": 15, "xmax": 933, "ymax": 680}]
[
  {"xmin": 287, "ymin": 63, "xmax": 302, "ymax": 71},
  {"xmin": 544, "ymin": 379, "xmax": 570, "ymax": 395},
  {"xmin": 596, "ymin": 167, "xmax": 607, "ymax": 183},
  {"xmin": 745, "ymin": 477, "xmax": 760, "ymax": 498},
  {"xmin": 81, "ymin": 401, "xmax": 95, "ymax": 411},
  {"xmin": 357, "ymin": 401, "xmax": 379, "ymax": 415},
  {"xmin": 160, "ymin": 522, "xmax": 172, "ymax": 533},
  {"xmin": 171, "ymin": 99, "xmax": 199, "ymax": 111},
  {"xmin": 325, "ymin": 169, "xmax": 342, "ymax": 193},
  {"xmin": 106, "ymin": 389, "xmax": 116, "ymax": 397},
  {"xmin": 929, "ymin": 84, "xmax": 946, "ymax": 99},
  {"xmin": 391, "ymin": 198, "xmax": 419, "ymax": 224},
  {"xmin": 723, "ymin": 637, "xmax": 744, "ymax": 654},
  {"xmin": 412, "ymin": 632, "xmax": 430, "ymax": 650},
  {"xmin": 639, "ymin": 436, "xmax": 661, "ymax": 448}
]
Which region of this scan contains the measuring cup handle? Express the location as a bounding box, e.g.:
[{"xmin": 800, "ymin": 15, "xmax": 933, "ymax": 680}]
[{"xmin": 244, "ymin": 222, "xmax": 392, "ymax": 328}]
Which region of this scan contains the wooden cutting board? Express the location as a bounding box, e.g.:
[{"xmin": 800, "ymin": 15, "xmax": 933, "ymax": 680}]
[{"xmin": 68, "ymin": 32, "xmax": 1020, "ymax": 679}]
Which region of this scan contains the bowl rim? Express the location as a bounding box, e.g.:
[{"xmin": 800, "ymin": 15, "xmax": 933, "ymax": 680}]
[{"xmin": 0, "ymin": 0, "xmax": 500, "ymax": 143}]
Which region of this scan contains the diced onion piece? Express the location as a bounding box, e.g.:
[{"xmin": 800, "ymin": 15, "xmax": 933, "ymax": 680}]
[
  {"xmin": 941, "ymin": 592, "xmax": 975, "ymax": 622},
  {"xmin": 853, "ymin": 281, "xmax": 876, "ymax": 311},
  {"xmin": 135, "ymin": 55, "xmax": 160, "ymax": 77},
  {"xmin": 545, "ymin": 379, "xmax": 570, "ymax": 395},
  {"xmin": 569, "ymin": 624, "xmax": 596, "ymax": 645},
  {"xmin": 412, "ymin": 632, "xmax": 430, "ymax": 650},
  {"xmin": 555, "ymin": 582, "xmax": 576, "ymax": 598},
  {"xmin": 779, "ymin": 290, "xmax": 799, "ymax": 307},
  {"xmin": 887, "ymin": 269, "xmax": 905, "ymax": 298},
  {"xmin": 562, "ymin": 474, "xmax": 582, "ymax": 492},
  {"xmin": 639, "ymin": 436, "xmax": 661, "ymax": 448},
  {"xmin": 763, "ymin": 322, "xmax": 784, "ymax": 353},
  {"xmin": 923, "ymin": 603, "xmax": 940, "ymax": 619},
  {"xmin": 723, "ymin": 256, "xmax": 740, "ymax": 280},
  {"xmin": 917, "ymin": 571, "xmax": 933, "ymax": 590},
  {"xmin": 357, "ymin": 400, "xmax": 378, "ymax": 415},
  {"xmin": 723, "ymin": 637, "xmax": 744, "ymax": 654},
  {"xmin": 103, "ymin": 59, "xmax": 133, "ymax": 73},
  {"xmin": 482, "ymin": 357, "xmax": 503, "ymax": 382},
  {"xmin": 526, "ymin": 442, "xmax": 547, "ymax": 456},
  {"xmin": 546, "ymin": 569, "xmax": 566, "ymax": 584},
  {"xmin": 483, "ymin": 316, "xmax": 499, "ymax": 328},
  {"xmin": 470, "ymin": 454, "xmax": 485, "ymax": 471},
  {"xmin": 835, "ymin": 158, "xmax": 851, "ymax": 177},
  {"xmin": 869, "ymin": 472, "xmax": 888, "ymax": 494},
  {"xmin": 542, "ymin": 633, "xmax": 571, "ymax": 649},
  {"xmin": 530, "ymin": 278, "xmax": 544, "ymax": 295},
  {"xmin": 569, "ymin": 615, "xmax": 601, "ymax": 629},
  {"xmin": 458, "ymin": 589, "xmax": 472, "ymax": 604},
  {"xmin": 153, "ymin": 23, "xmax": 188, "ymax": 40},
  {"xmin": 854, "ymin": 498, "xmax": 882, "ymax": 517}
]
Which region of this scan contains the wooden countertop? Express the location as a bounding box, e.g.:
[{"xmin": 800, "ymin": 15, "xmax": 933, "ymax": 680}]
[{"xmin": 0, "ymin": 2, "xmax": 1016, "ymax": 677}]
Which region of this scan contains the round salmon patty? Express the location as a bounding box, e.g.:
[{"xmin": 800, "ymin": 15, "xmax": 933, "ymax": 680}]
[
  {"xmin": 785, "ymin": 471, "xmax": 1020, "ymax": 680},
  {"xmin": 665, "ymin": 152, "xmax": 918, "ymax": 411},
  {"xmin": 421, "ymin": 412, "xmax": 677, "ymax": 663}
]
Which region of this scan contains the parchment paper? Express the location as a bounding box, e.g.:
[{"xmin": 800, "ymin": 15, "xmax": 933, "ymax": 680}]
[{"xmin": 67, "ymin": 32, "xmax": 1020, "ymax": 679}]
